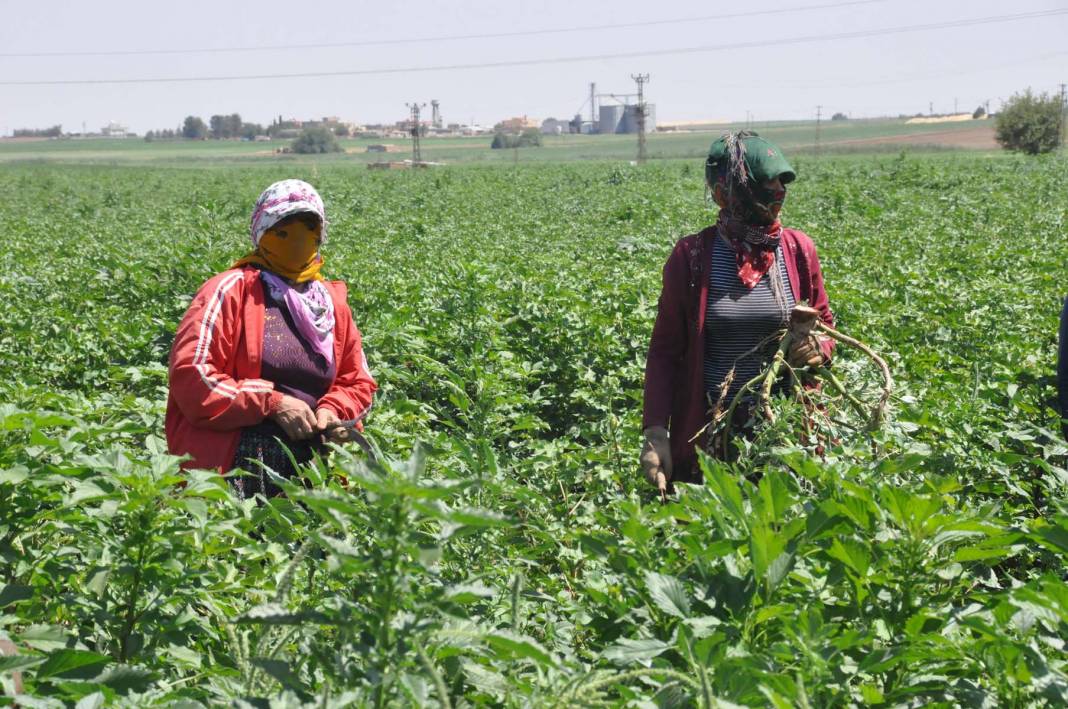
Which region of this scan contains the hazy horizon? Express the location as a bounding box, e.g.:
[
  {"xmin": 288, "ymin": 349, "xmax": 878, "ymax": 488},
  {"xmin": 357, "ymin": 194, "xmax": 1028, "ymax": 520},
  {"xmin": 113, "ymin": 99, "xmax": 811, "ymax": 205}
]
[{"xmin": 2, "ymin": 0, "xmax": 1065, "ymax": 136}]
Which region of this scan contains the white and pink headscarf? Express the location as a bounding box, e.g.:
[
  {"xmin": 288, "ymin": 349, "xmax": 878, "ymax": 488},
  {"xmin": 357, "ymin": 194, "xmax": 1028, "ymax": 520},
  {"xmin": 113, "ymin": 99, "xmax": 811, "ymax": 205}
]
[
  {"xmin": 249, "ymin": 179, "xmax": 328, "ymax": 248},
  {"xmin": 247, "ymin": 179, "xmax": 335, "ymax": 364}
]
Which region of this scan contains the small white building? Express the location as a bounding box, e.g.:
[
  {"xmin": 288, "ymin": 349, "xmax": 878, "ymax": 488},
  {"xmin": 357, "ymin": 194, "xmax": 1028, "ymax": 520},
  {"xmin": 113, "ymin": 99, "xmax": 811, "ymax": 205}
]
[
  {"xmin": 540, "ymin": 118, "xmax": 569, "ymax": 135},
  {"xmin": 101, "ymin": 121, "xmax": 128, "ymax": 138}
]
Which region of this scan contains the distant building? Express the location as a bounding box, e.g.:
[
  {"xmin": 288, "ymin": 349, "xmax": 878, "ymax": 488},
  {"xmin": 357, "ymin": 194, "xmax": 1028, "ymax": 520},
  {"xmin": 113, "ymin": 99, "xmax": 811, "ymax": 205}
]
[
  {"xmin": 101, "ymin": 121, "xmax": 129, "ymax": 138},
  {"xmin": 494, "ymin": 116, "xmax": 539, "ymax": 133},
  {"xmin": 540, "ymin": 118, "xmax": 570, "ymax": 135}
]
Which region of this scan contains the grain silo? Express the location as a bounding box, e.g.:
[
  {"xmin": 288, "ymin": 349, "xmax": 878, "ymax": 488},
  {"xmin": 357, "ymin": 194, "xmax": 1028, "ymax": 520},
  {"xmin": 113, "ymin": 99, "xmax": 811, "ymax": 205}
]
[
  {"xmin": 598, "ymin": 105, "xmax": 624, "ymax": 135},
  {"xmin": 621, "ymin": 104, "xmax": 657, "ymax": 134}
]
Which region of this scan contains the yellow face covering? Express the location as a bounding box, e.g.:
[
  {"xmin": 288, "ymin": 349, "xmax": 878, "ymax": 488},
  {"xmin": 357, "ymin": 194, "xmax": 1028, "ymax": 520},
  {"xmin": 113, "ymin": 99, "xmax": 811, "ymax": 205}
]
[{"xmin": 234, "ymin": 219, "xmax": 324, "ymax": 282}]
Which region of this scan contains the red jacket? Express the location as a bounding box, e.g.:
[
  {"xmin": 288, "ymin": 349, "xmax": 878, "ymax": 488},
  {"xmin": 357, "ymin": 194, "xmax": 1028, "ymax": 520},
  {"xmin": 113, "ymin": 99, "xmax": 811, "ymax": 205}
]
[
  {"xmin": 642, "ymin": 227, "xmax": 834, "ymax": 483},
  {"xmin": 165, "ymin": 267, "xmax": 377, "ymax": 472}
]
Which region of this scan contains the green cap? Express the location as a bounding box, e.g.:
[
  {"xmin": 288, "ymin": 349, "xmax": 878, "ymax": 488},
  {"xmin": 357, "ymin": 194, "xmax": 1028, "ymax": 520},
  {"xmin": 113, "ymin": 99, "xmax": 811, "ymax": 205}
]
[{"xmin": 705, "ymin": 132, "xmax": 796, "ymax": 186}]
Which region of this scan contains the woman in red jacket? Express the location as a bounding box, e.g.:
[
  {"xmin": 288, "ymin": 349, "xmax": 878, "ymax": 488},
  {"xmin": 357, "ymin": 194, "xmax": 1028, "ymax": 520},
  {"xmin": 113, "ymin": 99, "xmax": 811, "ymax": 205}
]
[
  {"xmin": 166, "ymin": 179, "xmax": 376, "ymax": 497},
  {"xmin": 640, "ymin": 133, "xmax": 834, "ymax": 491}
]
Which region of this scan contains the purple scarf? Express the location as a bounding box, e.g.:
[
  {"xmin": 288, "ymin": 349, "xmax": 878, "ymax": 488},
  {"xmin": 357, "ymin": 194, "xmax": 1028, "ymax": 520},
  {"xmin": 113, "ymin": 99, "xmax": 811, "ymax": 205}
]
[{"xmin": 260, "ymin": 271, "xmax": 335, "ymax": 364}]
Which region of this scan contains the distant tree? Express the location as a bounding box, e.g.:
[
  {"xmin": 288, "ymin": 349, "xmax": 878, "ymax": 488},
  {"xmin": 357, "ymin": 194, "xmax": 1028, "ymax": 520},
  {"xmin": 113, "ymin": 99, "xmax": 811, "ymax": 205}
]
[
  {"xmin": 291, "ymin": 126, "xmax": 342, "ymax": 154},
  {"xmin": 333, "ymin": 124, "xmax": 350, "ymax": 137},
  {"xmin": 240, "ymin": 122, "xmax": 265, "ymax": 140},
  {"xmin": 144, "ymin": 130, "xmax": 155, "ymax": 142},
  {"xmin": 972, "ymin": 105, "xmax": 986, "ymax": 119},
  {"xmin": 182, "ymin": 116, "xmax": 208, "ymax": 139},
  {"xmin": 225, "ymin": 113, "xmax": 242, "ymax": 138},
  {"xmin": 995, "ymin": 89, "xmax": 1062, "ymax": 155},
  {"xmin": 14, "ymin": 125, "xmax": 62, "ymax": 137},
  {"xmin": 831, "ymin": 112, "xmax": 848, "ymax": 121},
  {"xmin": 519, "ymin": 128, "xmax": 542, "ymax": 147},
  {"xmin": 491, "ymin": 130, "xmax": 542, "ymax": 149},
  {"xmin": 209, "ymin": 115, "xmax": 225, "ymax": 139}
]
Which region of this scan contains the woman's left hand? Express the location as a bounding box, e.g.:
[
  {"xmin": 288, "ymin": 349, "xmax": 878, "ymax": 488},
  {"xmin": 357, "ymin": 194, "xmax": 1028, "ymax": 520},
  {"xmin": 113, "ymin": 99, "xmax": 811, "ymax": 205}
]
[{"xmin": 316, "ymin": 407, "xmax": 352, "ymax": 443}]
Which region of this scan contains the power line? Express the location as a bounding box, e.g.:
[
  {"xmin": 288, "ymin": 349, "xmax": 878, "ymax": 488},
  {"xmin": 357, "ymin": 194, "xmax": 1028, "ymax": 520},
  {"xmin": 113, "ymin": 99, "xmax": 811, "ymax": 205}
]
[
  {"xmin": 2, "ymin": 9, "xmax": 1064, "ymax": 87},
  {"xmin": 0, "ymin": 0, "xmax": 889, "ymax": 58}
]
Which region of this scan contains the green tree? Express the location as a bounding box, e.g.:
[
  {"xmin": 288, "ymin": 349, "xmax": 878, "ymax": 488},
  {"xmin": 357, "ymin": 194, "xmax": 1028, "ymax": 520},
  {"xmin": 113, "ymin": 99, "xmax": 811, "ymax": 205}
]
[
  {"xmin": 181, "ymin": 116, "xmax": 207, "ymax": 139},
  {"xmin": 519, "ymin": 128, "xmax": 542, "ymax": 147},
  {"xmin": 995, "ymin": 89, "xmax": 1062, "ymax": 155},
  {"xmin": 240, "ymin": 122, "xmax": 265, "ymax": 140},
  {"xmin": 291, "ymin": 126, "xmax": 342, "ymax": 154},
  {"xmin": 973, "ymin": 105, "xmax": 986, "ymax": 119}
]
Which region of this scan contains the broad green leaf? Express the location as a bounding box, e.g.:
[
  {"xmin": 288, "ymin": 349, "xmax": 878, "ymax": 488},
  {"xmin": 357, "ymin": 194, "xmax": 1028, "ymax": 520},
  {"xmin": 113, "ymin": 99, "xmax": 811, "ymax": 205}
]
[
  {"xmin": 645, "ymin": 571, "xmax": 691, "ymax": 619},
  {"xmin": 35, "ymin": 649, "xmax": 109, "ymax": 680},
  {"xmin": 485, "ymin": 631, "xmax": 556, "ymax": 668},
  {"xmin": 0, "ymin": 584, "xmax": 33, "ymax": 607},
  {"xmin": 18, "ymin": 625, "xmax": 68, "ymax": 652},
  {"xmin": 601, "ymin": 637, "xmax": 671, "ymax": 664}
]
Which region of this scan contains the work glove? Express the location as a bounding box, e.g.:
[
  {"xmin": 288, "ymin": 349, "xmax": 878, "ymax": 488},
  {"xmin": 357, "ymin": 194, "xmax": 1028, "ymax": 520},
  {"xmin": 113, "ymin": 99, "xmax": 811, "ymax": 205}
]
[
  {"xmin": 315, "ymin": 407, "xmax": 354, "ymax": 444},
  {"xmin": 788, "ymin": 334, "xmax": 826, "ymax": 369},
  {"xmin": 269, "ymin": 394, "xmax": 318, "ymax": 441},
  {"xmin": 640, "ymin": 426, "xmax": 672, "ymax": 495}
]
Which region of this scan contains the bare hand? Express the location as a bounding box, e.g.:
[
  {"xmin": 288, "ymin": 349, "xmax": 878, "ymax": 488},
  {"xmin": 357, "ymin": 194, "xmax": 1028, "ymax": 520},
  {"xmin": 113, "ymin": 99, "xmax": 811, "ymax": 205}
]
[
  {"xmin": 788, "ymin": 335, "xmax": 825, "ymax": 369},
  {"xmin": 269, "ymin": 394, "xmax": 317, "ymax": 441},
  {"xmin": 315, "ymin": 407, "xmax": 353, "ymax": 444},
  {"xmin": 640, "ymin": 426, "xmax": 672, "ymax": 496}
]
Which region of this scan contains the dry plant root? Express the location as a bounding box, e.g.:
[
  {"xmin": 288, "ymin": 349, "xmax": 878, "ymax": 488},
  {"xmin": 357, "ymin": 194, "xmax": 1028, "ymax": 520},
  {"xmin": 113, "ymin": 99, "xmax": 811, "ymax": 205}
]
[{"xmin": 705, "ymin": 304, "xmax": 893, "ymax": 458}]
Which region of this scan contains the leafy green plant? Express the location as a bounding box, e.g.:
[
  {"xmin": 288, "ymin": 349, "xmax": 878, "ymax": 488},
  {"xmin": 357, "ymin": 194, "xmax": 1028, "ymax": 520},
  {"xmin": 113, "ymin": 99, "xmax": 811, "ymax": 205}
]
[{"xmin": 1, "ymin": 154, "xmax": 1066, "ymax": 705}]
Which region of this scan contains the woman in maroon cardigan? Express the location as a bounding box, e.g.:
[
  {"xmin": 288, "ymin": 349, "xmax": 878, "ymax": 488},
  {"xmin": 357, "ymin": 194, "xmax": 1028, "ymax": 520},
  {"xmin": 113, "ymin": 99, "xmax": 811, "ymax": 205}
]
[{"xmin": 641, "ymin": 133, "xmax": 834, "ymax": 491}]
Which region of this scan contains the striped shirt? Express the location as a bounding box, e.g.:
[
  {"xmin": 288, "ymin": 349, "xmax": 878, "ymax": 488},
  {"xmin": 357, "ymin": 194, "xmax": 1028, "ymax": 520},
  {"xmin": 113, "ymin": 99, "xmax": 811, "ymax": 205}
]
[{"xmin": 704, "ymin": 240, "xmax": 795, "ymax": 404}]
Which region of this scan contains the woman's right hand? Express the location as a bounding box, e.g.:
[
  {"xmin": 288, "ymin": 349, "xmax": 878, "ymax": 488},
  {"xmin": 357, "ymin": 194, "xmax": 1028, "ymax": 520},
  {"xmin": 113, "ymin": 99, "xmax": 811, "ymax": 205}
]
[{"xmin": 269, "ymin": 394, "xmax": 318, "ymax": 440}]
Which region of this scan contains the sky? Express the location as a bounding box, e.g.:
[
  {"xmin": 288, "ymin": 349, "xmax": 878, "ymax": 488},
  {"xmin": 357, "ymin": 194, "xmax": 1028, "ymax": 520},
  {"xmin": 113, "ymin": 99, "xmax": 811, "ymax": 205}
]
[{"xmin": 1, "ymin": 0, "xmax": 1066, "ymax": 135}]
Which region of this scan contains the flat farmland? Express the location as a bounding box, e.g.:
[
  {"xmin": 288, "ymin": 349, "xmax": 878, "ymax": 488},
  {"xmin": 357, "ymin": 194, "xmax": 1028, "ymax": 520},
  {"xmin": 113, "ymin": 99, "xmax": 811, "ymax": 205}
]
[{"xmin": 1, "ymin": 152, "xmax": 1066, "ymax": 706}]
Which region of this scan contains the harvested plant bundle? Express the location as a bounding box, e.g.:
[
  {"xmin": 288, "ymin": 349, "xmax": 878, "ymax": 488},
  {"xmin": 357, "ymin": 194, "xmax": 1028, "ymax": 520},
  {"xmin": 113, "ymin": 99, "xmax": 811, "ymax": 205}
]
[{"xmin": 704, "ymin": 304, "xmax": 893, "ymax": 458}]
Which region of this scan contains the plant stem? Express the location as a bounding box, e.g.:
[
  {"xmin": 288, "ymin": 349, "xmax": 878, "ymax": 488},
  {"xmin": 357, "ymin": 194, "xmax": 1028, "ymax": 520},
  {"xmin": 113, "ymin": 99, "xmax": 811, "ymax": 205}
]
[
  {"xmin": 814, "ymin": 321, "xmax": 893, "ymax": 427},
  {"xmin": 759, "ymin": 333, "xmax": 793, "ymax": 422}
]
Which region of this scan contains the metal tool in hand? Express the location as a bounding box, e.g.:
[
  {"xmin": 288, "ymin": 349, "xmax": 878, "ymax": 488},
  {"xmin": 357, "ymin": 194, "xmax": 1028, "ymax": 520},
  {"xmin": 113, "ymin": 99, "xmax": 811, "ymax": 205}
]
[
  {"xmin": 326, "ymin": 403, "xmax": 373, "ymax": 433},
  {"xmin": 324, "ymin": 403, "xmax": 376, "ymax": 462}
]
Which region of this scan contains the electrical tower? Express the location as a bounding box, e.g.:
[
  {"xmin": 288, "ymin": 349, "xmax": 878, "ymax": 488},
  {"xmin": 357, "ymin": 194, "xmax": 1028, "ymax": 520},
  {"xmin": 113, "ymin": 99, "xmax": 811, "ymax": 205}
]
[
  {"xmin": 406, "ymin": 102, "xmax": 426, "ymax": 164},
  {"xmin": 815, "ymin": 105, "xmax": 822, "ymax": 158},
  {"xmin": 632, "ymin": 73, "xmax": 649, "ymax": 163}
]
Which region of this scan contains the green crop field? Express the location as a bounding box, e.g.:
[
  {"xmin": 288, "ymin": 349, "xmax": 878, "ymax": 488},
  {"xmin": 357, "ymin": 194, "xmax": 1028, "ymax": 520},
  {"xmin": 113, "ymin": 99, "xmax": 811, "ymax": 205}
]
[{"xmin": 1, "ymin": 151, "xmax": 1066, "ymax": 706}]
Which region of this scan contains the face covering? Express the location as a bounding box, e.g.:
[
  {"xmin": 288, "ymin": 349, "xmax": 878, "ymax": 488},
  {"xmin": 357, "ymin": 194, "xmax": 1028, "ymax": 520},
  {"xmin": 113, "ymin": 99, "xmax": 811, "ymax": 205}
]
[{"xmin": 234, "ymin": 218, "xmax": 324, "ymax": 282}]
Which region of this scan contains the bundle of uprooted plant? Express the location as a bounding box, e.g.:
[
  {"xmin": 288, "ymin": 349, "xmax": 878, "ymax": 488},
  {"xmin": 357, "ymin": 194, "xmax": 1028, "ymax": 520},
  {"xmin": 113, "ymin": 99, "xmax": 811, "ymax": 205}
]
[{"xmin": 701, "ymin": 304, "xmax": 893, "ymax": 459}]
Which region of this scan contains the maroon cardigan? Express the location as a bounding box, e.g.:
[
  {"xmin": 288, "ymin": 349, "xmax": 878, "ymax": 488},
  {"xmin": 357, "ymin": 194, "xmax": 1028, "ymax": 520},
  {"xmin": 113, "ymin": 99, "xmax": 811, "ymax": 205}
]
[{"xmin": 642, "ymin": 226, "xmax": 835, "ymax": 483}]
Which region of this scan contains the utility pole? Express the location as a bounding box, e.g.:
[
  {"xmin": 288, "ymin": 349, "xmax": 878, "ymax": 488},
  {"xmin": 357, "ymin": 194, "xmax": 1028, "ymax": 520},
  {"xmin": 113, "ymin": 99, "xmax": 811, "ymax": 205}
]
[
  {"xmin": 1055, "ymin": 82, "xmax": 1063, "ymax": 148},
  {"xmin": 815, "ymin": 105, "xmax": 822, "ymax": 158},
  {"xmin": 590, "ymin": 82, "xmax": 596, "ymax": 127},
  {"xmin": 632, "ymin": 73, "xmax": 649, "ymax": 164},
  {"xmin": 929, "ymin": 101, "xmax": 934, "ymax": 116},
  {"xmin": 406, "ymin": 102, "xmax": 425, "ymax": 164}
]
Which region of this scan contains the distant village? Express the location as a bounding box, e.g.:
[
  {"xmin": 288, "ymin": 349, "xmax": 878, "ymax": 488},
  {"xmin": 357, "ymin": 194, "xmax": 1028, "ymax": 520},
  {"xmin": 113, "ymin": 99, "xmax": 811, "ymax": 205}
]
[{"xmin": 6, "ymin": 90, "xmax": 660, "ymax": 141}]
